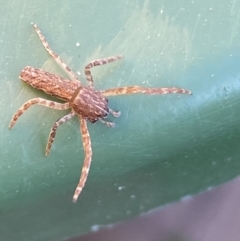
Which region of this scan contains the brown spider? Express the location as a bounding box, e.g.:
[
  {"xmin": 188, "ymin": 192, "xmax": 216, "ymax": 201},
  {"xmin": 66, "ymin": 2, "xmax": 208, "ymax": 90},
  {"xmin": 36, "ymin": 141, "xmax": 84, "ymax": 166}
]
[{"xmin": 9, "ymin": 24, "xmax": 192, "ymax": 202}]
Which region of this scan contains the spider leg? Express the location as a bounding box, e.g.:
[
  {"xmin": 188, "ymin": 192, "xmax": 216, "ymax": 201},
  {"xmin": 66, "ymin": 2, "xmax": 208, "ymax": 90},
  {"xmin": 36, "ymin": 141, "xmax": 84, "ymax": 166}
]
[
  {"xmin": 45, "ymin": 111, "xmax": 76, "ymax": 156},
  {"xmin": 100, "ymin": 119, "xmax": 115, "ymax": 127},
  {"xmin": 33, "ymin": 24, "xmax": 80, "ymax": 82},
  {"xmin": 73, "ymin": 116, "xmax": 92, "ymax": 202},
  {"xmin": 9, "ymin": 98, "xmax": 70, "ymax": 129},
  {"xmin": 85, "ymin": 55, "xmax": 123, "ymax": 89},
  {"xmin": 109, "ymin": 108, "xmax": 121, "ymax": 117},
  {"xmin": 102, "ymin": 86, "xmax": 192, "ymax": 97},
  {"xmin": 98, "ymin": 109, "xmax": 120, "ymax": 127}
]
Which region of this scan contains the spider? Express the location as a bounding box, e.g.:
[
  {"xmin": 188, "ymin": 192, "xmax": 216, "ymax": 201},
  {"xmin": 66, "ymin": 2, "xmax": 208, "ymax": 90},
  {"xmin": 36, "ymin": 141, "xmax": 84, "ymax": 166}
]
[{"xmin": 9, "ymin": 24, "xmax": 192, "ymax": 202}]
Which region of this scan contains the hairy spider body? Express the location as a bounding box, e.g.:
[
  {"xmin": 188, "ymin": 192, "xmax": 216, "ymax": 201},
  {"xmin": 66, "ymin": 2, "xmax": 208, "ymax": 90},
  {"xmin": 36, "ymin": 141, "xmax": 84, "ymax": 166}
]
[
  {"xmin": 9, "ymin": 24, "xmax": 192, "ymax": 202},
  {"xmin": 21, "ymin": 66, "xmax": 109, "ymax": 122}
]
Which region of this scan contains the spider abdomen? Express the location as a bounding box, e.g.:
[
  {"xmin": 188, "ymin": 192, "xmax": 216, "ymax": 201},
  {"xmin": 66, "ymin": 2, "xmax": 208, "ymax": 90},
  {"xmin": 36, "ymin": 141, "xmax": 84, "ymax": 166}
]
[
  {"xmin": 20, "ymin": 66, "xmax": 80, "ymax": 101},
  {"xmin": 70, "ymin": 86, "xmax": 109, "ymax": 122}
]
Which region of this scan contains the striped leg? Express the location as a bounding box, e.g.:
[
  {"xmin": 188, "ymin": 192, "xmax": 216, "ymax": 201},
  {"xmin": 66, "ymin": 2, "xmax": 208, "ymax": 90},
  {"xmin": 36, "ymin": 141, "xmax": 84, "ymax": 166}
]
[
  {"xmin": 45, "ymin": 111, "xmax": 76, "ymax": 156},
  {"xmin": 9, "ymin": 98, "xmax": 70, "ymax": 129},
  {"xmin": 73, "ymin": 116, "xmax": 92, "ymax": 202},
  {"xmin": 98, "ymin": 109, "xmax": 121, "ymax": 128},
  {"xmin": 33, "ymin": 24, "xmax": 80, "ymax": 82},
  {"xmin": 102, "ymin": 86, "xmax": 192, "ymax": 97},
  {"xmin": 84, "ymin": 55, "xmax": 123, "ymax": 89}
]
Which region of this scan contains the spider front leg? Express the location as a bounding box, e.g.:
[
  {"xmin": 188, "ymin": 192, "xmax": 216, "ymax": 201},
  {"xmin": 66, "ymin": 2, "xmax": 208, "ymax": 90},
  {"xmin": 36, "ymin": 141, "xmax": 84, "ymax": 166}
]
[
  {"xmin": 102, "ymin": 86, "xmax": 192, "ymax": 97},
  {"xmin": 99, "ymin": 119, "xmax": 115, "ymax": 127},
  {"xmin": 9, "ymin": 98, "xmax": 70, "ymax": 129},
  {"xmin": 98, "ymin": 108, "xmax": 121, "ymax": 127},
  {"xmin": 110, "ymin": 108, "xmax": 121, "ymax": 118},
  {"xmin": 84, "ymin": 55, "xmax": 123, "ymax": 89},
  {"xmin": 45, "ymin": 111, "xmax": 76, "ymax": 156},
  {"xmin": 73, "ymin": 116, "xmax": 92, "ymax": 202}
]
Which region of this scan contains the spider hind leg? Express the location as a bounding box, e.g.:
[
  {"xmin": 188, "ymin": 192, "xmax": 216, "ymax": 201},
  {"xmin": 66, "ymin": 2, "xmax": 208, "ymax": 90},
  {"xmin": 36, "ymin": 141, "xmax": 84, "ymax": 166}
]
[{"xmin": 33, "ymin": 24, "xmax": 80, "ymax": 82}]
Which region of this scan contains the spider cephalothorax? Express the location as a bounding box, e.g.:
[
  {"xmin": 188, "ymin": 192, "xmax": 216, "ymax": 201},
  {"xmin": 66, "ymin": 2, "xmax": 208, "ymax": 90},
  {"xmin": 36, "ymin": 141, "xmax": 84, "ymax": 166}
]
[
  {"xmin": 70, "ymin": 86, "xmax": 109, "ymax": 123},
  {"xmin": 9, "ymin": 24, "xmax": 192, "ymax": 202}
]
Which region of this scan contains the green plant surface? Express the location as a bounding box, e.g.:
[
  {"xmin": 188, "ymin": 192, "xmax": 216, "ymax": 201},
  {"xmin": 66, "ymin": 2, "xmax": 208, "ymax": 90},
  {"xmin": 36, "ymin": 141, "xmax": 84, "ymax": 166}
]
[{"xmin": 1, "ymin": 0, "xmax": 240, "ymax": 240}]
